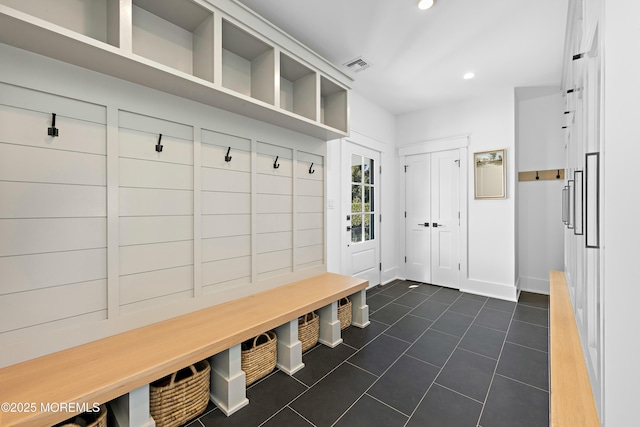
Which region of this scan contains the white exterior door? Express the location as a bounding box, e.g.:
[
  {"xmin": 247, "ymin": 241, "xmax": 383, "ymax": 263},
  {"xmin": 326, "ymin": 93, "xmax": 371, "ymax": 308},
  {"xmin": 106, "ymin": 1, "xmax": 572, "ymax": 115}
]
[
  {"xmin": 405, "ymin": 149, "xmax": 460, "ymax": 288},
  {"xmin": 342, "ymin": 142, "xmax": 380, "ymax": 287}
]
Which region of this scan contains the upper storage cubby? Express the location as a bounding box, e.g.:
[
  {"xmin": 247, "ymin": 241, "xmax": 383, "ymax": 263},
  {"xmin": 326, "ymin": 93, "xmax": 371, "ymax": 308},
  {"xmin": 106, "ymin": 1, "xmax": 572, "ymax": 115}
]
[
  {"xmin": 320, "ymin": 76, "xmax": 348, "ymax": 133},
  {"xmin": 0, "ymin": 0, "xmax": 352, "ymax": 139},
  {"xmin": 0, "ymin": 0, "xmax": 121, "ymax": 47},
  {"xmin": 221, "ymin": 19, "xmax": 275, "ymax": 105},
  {"xmin": 280, "ymin": 53, "xmax": 317, "ymax": 121},
  {"xmin": 132, "ymin": 0, "xmax": 214, "ymax": 83}
]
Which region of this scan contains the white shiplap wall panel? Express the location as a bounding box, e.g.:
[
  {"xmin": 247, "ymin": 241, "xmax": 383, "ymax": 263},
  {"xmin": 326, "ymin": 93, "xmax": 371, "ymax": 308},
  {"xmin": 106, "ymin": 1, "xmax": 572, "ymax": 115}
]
[
  {"xmin": 257, "ymin": 232, "xmax": 293, "ymax": 254},
  {"xmin": 297, "ymin": 195, "xmax": 323, "ymax": 213},
  {"xmin": 202, "ymin": 257, "xmax": 251, "ymax": 286},
  {"xmin": 201, "ymin": 168, "xmax": 250, "ymax": 193},
  {"xmin": 201, "ymin": 146, "xmax": 251, "ymax": 171},
  {"xmin": 0, "ymin": 279, "xmax": 107, "ymax": 333},
  {"xmin": 0, "ymin": 105, "xmax": 106, "ymax": 155},
  {"xmin": 297, "ymin": 213, "xmax": 323, "ymax": 230},
  {"xmin": 0, "ymin": 182, "xmax": 106, "ymax": 219},
  {"xmin": 257, "ymin": 194, "xmax": 292, "ymax": 214},
  {"xmin": 256, "ymin": 174, "xmax": 292, "ymax": 195},
  {"xmin": 298, "ymin": 244, "xmax": 323, "ymax": 265},
  {"xmin": 0, "ymin": 249, "xmax": 107, "ymax": 295},
  {"xmin": 120, "ymin": 291, "xmax": 193, "ymax": 315},
  {"xmin": 202, "ymin": 235, "xmax": 251, "ymax": 262},
  {"xmin": 120, "ymin": 158, "xmax": 194, "ymax": 190},
  {"xmin": 257, "ymin": 213, "xmax": 292, "ymax": 233},
  {"xmin": 119, "ymin": 240, "xmax": 194, "ymax": 276},
  {"xmin": 257, "ymin": 249, "xmax": 292, "ymax": 274},
  {"xmin": 119, "ymin": 265, "xmax": 194, "ymax": 306},
  {"xmin": 202, "ymin": 214, "xmax": 250, "ymax": 238},
  {"xmin": 119, "ymin": 216, "xmax": 193, "ymax": 246},
  {"xmin": 298, "ymin": 228, "xmax": 323, "ymax": 248},
  {"xmin": 201, "ymin": 129, "xmax": 251, "ymax": 151},
  {"xmin": 297, "ymin": 177, "xmax": 323, "ymax": 196},
  {"xmin": 0, "ymin": 144, "xmax": 106, "ymax": 185},
  {"xmin": 202, "ymin": 192, "xmax": 251, "ymax": 215},
  {"xmin": 202, "ymin": 276, "xmax": 251, "ymax": 294},
  {"xmin": 119, "ymin": 128, "xmax": 193, "ymax": 165},
  {"xmin": 296, "ymin": 163, "xmax": 324, "ymax": 181},
  {"xmin": 119, "ymin": 111, "xmax": 193, "ymax": 141},
  {"xmin": 119, "ymin": 188, "xmax": 194, "ymax": 216},
  {"xmin": 0, "ymin": 218, "xmax": 107, "ymax": 257}
]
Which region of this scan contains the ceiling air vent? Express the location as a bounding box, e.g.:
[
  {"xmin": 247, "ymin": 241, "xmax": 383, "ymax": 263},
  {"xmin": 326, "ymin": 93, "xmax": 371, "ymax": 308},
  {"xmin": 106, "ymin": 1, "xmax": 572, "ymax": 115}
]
[{"xmin": 344, "ymin": 56, "xmax": 371, "ymax": 73}]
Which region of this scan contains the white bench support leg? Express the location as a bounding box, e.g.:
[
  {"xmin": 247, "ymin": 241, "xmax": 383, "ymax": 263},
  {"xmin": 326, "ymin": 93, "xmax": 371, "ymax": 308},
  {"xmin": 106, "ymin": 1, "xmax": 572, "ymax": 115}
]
[
  {"xmin": 275, "ymin": 319, "xmax": 305, "ymax": 375},
  {"xmin": 110, "ymin": 384, "xmax": 155, "ymax": 427},
  {"xmin": 350, "ymin": 289, "xmax": 370, "ymax": 328},
  {"xmin": 209, "ymin": 345, "xmax": 249, "ymax": 416},
  {"xmin": 318, "ymin": 301, "xmax": 343, "ymax": 348}
]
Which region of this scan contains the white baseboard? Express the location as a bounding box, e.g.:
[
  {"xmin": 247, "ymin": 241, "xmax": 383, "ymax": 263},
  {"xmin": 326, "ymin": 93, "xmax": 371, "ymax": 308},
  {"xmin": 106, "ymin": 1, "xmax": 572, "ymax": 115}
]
[
  {"xmin": 518, "ymin": 276, "xmax": 550, "ymax": 295},
  {"xmin": 461, "ymin": 278, "xmax": 518, "ymax": 302}
]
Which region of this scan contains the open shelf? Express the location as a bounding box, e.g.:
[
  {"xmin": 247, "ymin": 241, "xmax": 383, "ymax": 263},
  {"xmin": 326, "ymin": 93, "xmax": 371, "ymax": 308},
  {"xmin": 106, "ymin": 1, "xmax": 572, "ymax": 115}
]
[
  {"xmin": 132, "ymin": 0, "xmax": 214, "ymax": 83},
  {"xmin": 222, "ymin": 19, "xmax": 275, "ymax": 105},
  {"xmin": 280, "ymin": 53, "xmax": 317, "ymax": 121},
  {"xmin": 0, "ymin": 0, "xmax": 121, "ymax": 47},
  {"xmin": 320, "ymin": 76, "xmax": 348, "ymax": 133}
]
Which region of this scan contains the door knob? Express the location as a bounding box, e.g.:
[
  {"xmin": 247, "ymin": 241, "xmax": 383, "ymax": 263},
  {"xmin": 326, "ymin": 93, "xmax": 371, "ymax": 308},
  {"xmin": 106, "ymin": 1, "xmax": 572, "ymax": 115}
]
[
  {"xmin": 346, "ymin": 226, "xmax": 351, "ymax": 231},
  {"xmin": 433, "ymin": 223, "xmax": 445, "ymax": 227},
  {"xmin": 418, "ymin": 222, "xmax": 430, "ymax": 227}
]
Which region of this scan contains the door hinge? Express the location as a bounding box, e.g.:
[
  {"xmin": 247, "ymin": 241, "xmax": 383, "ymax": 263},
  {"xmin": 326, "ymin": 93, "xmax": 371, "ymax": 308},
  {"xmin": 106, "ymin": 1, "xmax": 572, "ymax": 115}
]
[
  {"xmin": 380, "ymin": 214, "xmax": 382, "ymax": 223},
  {"xmin": 380, "ymin": 165, "xmax": 382, "ymax": 174},
  {"xmin": 404, "ymin": 165, "xmax": 408, "ymax": 172},
  {"xmin": 404, "ymin": 211, "xmax": 407, "ymax": 218},
  {"xmin": 404, "ymin": 256, "xmax": 407, "ymax": 263},
  {"xmin": 379, "ymin": 263, "xmax": 382, "ymax": 271},
  {"xmin": 458, "ymin": 263, "xmax": 460, "ymax": 271},
  {"xmin": 454, "ymin": 159, "xmax": 460, "ymax": 167}
]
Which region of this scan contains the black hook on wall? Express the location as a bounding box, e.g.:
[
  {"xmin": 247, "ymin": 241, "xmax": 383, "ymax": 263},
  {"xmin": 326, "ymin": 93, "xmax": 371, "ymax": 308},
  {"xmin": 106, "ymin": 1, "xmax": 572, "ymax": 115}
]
[
  {"xmin": 48, "ymin": 113, "xmax": 59, "ymax": 137},
  {"xmin": 535, "ymin": 171, "xmax": 540, "ymax": 180},
  {"xmin": 273, "ymin": 156, "xmax": 280, "ymax": 169},
  {"xmin": 309, "ymin": 162, "xmax": 315, "ymax": 174},
  {"xmin": 556, "ymin": 170, "xmax": 561, "ymax": 179},
  {"xmin": 225, "ymin": 147, "xmax": 232, "ymax": 162},
  {"xmin": 155, "ymin": 134, "xmax": 163, "ymax": 152}
]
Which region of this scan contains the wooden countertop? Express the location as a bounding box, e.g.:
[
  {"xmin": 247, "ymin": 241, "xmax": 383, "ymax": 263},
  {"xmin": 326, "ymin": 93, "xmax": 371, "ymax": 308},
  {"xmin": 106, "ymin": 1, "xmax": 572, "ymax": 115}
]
[
  {"xmin": 549, "ymin": 270, "xmax": 600, "ymax": 426},
  {"xmin": 0, "ymin": 272, "xmax": 367, "ymax": 427}
]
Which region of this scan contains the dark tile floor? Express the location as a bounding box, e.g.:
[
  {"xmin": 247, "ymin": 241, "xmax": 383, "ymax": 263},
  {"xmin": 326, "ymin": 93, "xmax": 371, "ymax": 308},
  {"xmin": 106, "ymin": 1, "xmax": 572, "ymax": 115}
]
[{"xmin": 186, "ymin": 280, "xmax": 550, "ymax": 427}]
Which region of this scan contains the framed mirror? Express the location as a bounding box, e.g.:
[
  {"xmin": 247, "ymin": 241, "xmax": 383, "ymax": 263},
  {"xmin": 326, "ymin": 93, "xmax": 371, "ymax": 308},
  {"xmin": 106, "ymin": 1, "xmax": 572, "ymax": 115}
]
[{"xmin": 474, "ymin": 149, "xmax": 506, "ymax": 199}]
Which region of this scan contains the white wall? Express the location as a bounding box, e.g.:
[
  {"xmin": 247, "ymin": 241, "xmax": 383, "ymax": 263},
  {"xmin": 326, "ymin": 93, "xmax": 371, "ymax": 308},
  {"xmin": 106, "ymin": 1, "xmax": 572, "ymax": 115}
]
[
  {"xmin": 397, "ymin": 89, "xmax": 518, "ymax": 300},
  {"xmin": 603, "ymin": 0, "xmax": 640, "ymax": 424},
  {"xmin": 516, "ymin": 87, "xmax": 565, "ymax": 294},
  {"xmin": 326, "ymin": 91, "xmax": 399, "ymax": 285}
]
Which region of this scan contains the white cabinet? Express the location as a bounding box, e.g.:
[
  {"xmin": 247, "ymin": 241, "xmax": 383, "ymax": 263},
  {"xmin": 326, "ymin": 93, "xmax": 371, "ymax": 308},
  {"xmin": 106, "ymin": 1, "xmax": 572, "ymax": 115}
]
[{"xmin": 0, "ymin": 0, "xmax": 351, "ymax": 139}]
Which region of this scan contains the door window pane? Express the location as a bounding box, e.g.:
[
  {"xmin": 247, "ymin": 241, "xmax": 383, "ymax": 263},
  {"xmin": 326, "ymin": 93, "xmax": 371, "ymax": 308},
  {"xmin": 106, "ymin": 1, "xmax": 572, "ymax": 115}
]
[
  {"xmin": 364, "ymin": 214, "xmax": 374, "ymax": 241},
  {"xmin": 351, "ymin": 154, "xmax": 362, "ymax": 183},
  {"xmin": 352, "ymin": 214, "xmax": 362, "ymax": 243},
  {"xmin": 364, "ymin": 157, "xmax": 374, "ymax": 184},
  {"xmin": 352, "ymin": 184, "xmax": 362, "ymax": 213}
]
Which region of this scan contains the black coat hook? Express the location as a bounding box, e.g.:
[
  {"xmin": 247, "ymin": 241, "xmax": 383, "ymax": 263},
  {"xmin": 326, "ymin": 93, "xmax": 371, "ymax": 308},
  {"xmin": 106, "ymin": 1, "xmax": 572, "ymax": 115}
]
[
  {"xmin": 309, "ymin": 162, "xmax": 315, "ymax": 174},
  {"xmin": 273, "ymin": 156, "xmax": 280, "ymax": 169},
  {"xmin": 155, "ymin": 134, "xmax": 163, "ymax": 152},
  {"xmin": 48, "ymin": 113, "xmax": 59, "ymax": 137},
  {"xmin": 225, "ymin": 146, "xmax": 232, "ymax": 162},
  {"xmin": 556, "ymin": 170, "xmax": 561, "ymax": 179},
  {"xmin": 535, "ymin": 171, "xmax": 540, "ymax": 180},
  {"xmin": 572, "ymin": 53, "xmax": 585, "ymax": 61}
]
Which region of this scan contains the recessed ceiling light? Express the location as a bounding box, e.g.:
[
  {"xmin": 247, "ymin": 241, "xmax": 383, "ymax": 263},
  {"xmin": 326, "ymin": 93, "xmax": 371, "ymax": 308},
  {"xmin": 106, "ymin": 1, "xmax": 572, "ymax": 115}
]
[
  {"xmin": 463, "ymin": 72, "xmax": 476, "ymax": 80},
  {"xmin": 418, "ymin": 0, "xmax": 435, "ymax": 10}
]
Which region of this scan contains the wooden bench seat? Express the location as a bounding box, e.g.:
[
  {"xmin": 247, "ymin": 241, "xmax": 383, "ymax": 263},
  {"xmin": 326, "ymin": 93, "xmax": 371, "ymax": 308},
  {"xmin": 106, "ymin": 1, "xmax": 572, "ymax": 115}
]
[
  {"xmin": 549, "ymin": 270, "xmax": 600, "ymax": 426},
  {"xmin": 0, "ymin": 272, "xmax": 368, "ymax": 427}
]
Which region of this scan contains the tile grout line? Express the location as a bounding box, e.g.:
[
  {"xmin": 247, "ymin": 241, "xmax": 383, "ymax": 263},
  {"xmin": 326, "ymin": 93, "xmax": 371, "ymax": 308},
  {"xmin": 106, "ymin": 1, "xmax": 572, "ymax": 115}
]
[
  {"xmin": 475, "ymin": 297, "xmax": 519, "ymax": 426},
  {"xmin": 493, "ymin": 372, "xmax": 550, "ymax": 393}
]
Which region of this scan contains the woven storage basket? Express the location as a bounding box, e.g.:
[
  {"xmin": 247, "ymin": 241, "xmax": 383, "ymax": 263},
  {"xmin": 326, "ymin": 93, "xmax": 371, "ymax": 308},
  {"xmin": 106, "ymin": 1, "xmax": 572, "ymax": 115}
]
[
  {"xmin": 241, "ymin": 330, "xmax": 277, "ymax": 386},
  {"xmin": 149, "ymin": 360, "xmax": 211, "ymax": 427},
  {"xmin": 57, "ymin": 404, "xmax": 107, "ymax": 427},
  {"xmin": 338, "ymin": 297, "xmax": 352, "ymax": 330},
  {"xmin": 298, "ymin": 312, "xmax": 319, "ymax": 352}
]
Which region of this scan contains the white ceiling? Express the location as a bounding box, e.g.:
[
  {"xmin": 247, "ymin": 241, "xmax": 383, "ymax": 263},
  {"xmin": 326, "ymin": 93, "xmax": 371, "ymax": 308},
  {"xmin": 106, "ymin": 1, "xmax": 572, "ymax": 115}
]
[{"xmin": 235, "ymin": 0, "xmax": 569, "ymax": 116}]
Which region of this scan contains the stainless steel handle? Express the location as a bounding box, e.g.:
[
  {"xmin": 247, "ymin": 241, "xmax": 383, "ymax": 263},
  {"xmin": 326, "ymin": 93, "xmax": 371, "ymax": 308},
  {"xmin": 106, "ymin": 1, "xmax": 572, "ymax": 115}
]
[
  {"xmin": 433, "ymin": 223, "xmax": 445, "ymax": 227},
  {"xmin": 418, "ymin": 222, "xmax": 429, "ymax": 227}
]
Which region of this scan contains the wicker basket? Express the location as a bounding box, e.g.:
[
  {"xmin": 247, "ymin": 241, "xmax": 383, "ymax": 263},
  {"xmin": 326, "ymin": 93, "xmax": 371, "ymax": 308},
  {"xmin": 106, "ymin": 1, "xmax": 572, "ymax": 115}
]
[
  {"xmin": 338, "ymin": 297, "xmax": 352, "ymax": 330},
  {"xmin": 241, "ymin": 331, "xmax": 277, "ymax": 386},
  {"xmin": 149, "ymin": 360, "xmax": 211, "ymax": 427},
  {"xmin": 298, "ymin": 312, "xmax": 319, "ymax": 352},
  {"xmin": 57, "ymin": 404, "xmax": 107, "ymax": 427}
]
